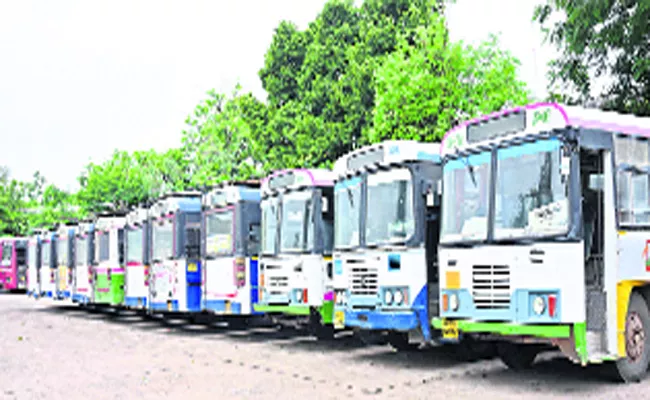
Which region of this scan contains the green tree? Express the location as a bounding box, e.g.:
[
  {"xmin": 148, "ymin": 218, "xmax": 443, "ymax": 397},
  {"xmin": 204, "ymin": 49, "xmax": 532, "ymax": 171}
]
[
  {"xmin": 257, "ymin": 0, "xmax": 447, "ymax": 170},
  {"xmin": 534, "ymin": 0, "xmax": 650, "ymax": 115},
  {"xmin": 372, "ymin": 25, "xmax": 530, "ymax": 142},
  {"xmin": 181, "ymin": 87, "xmax": 262, "ymax": 187},
  {"xmin": 76, "ymin": 146, "xmax": 192, "ymax": 214}
]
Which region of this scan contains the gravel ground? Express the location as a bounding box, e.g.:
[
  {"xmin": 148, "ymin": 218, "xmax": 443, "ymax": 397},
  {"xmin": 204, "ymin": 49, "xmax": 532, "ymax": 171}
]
[{"xmin": 1, "ymin": 294, "xmax": 648, "ymax": 400}]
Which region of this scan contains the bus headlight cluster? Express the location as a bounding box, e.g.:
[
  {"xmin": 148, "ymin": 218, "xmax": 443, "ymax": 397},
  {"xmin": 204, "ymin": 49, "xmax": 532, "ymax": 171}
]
[
  {"xmin": 449, "ymin": 293, "xmax": 460, "ymax": 312},
  {"xmin": 382, "ymin": 287, "xmax": 409, "ymax": 306},
  {"xmin": 533, "ymin": 295, "xmax": 546, "ymax": 315},
  {"xmin": 335, "ymin": 289, "xmax": 347, "ymax": 306}
]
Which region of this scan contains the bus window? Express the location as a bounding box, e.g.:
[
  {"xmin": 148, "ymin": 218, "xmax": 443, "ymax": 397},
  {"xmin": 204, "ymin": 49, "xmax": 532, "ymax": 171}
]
[
  {"xmin": 1, "ymin": 243, "xmax": 11, "ymax": 266},
  {"xmin": 98, "ymin": 233, "xmax": 110, "ymax": 262}
]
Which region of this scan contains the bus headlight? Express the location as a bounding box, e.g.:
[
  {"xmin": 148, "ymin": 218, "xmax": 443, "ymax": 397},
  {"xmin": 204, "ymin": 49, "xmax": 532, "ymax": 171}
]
[
  {"xmin": 449, "ymin": 293, "xmax": 459, "ymax": 311},
  {"xmin": 533, "ymin": 296, "xmax": 546, "ymax": 315},
  {"xmin": 384, "ymin": 289, "xmax": 393, "ymax": 305},
  {"xmin": 394, "ymin": 289, "xmax": 403, "ymax": 305},
  {"xmin": 295, "ymin": 289, "xmax": 303, "ymax": 302}
]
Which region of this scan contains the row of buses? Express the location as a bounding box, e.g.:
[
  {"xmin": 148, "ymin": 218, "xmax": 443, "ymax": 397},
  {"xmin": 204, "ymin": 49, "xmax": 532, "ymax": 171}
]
[{"xmin": 4, "ymin": 102, "xmax": 650, "ymax": 383}]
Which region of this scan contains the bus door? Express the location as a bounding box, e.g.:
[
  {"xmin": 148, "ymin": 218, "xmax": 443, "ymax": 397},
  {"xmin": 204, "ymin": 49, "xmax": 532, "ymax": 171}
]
[
  {"xmin": 184, "ymin": 214, "xmax": 202, "ymax": 311},
  {"xmin": 580, "ymin": 148, "xmax": 607, "ymax": 342}
]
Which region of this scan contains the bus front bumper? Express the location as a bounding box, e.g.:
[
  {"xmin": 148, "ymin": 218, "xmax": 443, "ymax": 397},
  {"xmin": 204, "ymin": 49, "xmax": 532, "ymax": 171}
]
[{"xmin": 342, "ymin": 308, "xmax": 419, "ymax": 331}]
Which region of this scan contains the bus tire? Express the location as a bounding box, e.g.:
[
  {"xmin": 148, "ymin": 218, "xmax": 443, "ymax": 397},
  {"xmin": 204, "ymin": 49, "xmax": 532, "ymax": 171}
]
[
  {"xmin": 497, "ymin": 342, "xmax": 538, "ymax": 370},
  {"xmin": 387, "ymin": 332, "xmax": 419, "ymax": 351},
  {"xmin": 614, "ymin": 292, "xmax": 650, "ymax": 383},
  {"xmin": 313, "ymin": 324, "xmax": 335, "ymax": 341}
]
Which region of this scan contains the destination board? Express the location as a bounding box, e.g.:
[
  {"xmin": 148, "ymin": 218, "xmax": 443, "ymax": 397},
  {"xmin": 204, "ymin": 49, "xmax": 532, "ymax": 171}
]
[
  {"xmin": 467, "ymin": 110, "xmax": 526, "ymax": 144},
  {"xmin": 346, "ymin": 148, "xmax": 384, "ymax": 171}
]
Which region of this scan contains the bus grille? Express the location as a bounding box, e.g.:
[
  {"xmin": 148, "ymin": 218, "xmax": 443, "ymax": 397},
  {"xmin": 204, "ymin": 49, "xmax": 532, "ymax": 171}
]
[
  {"xmin": 266, "ymin": 264, "xmax": 289, "ymax": 296},
  {"xmin": 472, "ymin": 264, "xmax": 510, "ymax": 309},
  {"xmin": 348, "ymin": 264, "xmax": 378, "ymax": 297}
]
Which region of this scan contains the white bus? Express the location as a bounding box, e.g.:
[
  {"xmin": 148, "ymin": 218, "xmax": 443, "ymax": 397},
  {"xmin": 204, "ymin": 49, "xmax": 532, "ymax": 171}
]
[
  {"xmin": 256, "ymin": 169, "xmax": 336, "ymax": 339},
  {"xmin": 148, "ymin": 192, "xmax": 202, "ymax": 314},
  {"xmin": 435, "ymin": 102, "xmax": 650, "ymax": 382},
  {"xmin": 124, "ymin": 207, "xmax": 150, "ymax": 310},
  {"xmin": 72, "ymin": 221, "xmax": 94, "ymax": 305},
  {"xmin": 332, "ymin": 140, "xmax": 442, "ymax": 350},
  {"xmin": 202, "ymin": 182, "xmax": 262, "ymax": 322}
]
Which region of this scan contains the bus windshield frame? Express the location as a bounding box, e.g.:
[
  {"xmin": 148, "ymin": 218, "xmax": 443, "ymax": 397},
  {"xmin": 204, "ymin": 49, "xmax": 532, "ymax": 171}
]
[{"xmin": 441, "ymin": 135, "xmax": 574, "ymax": 245}]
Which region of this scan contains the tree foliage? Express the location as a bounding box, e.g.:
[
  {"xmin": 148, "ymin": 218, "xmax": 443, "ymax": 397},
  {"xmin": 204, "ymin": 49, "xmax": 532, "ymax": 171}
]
[
  {"xmin": 372, "ymin": 24, "xmax": 530, "ymax": 142},
  {"xmin": 534, "ymin": 0, "xmax": 650, "ymax": 115}
]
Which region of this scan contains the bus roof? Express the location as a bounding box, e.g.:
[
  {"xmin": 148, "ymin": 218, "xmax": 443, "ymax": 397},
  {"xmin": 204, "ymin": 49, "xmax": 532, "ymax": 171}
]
[
  {"xmin": 203, "ymin": 184, "xmax": 261, "ymax": 208},
  {"xmin": 441, "ymin": 102, "xmax": 650, "ymax": 157},
  {"xmin": 56, "ymin": 224, "xmax": 77, "ymax": 237},
  {"xmin": 261, "ymin": 168, "xmax": 335, "ymax": 195},
  {"xmin": 95, "ymin": 215, "xmax": 126, "ymax": 231},
  {"xmin": 150, "ymin": 193, "xmax": 201, "ymax": 217},
  {"xmin": 333, "ymin": 140, "xmax": 441, "ymax": 177},
  {"xmin": 126, "ymin": 207, "xmax": 149, "ymax": 227}
]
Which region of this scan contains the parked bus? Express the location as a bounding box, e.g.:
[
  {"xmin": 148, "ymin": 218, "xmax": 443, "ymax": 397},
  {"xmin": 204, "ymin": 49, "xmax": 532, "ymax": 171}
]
[
  {"xmin": 92, "ymin": 213, "xmax": 127, "ymax": 306},
  {"xmin": 256, "ymin": 169, "xmax": 336, "ymax": 339},
  {"xmin": 435, "ymin": 102, "xmax": 650, "ymax": 382},
  {"xmin": 38, "ymin": 231, "xmax": 56, "ymax": 298},
  {"xmin": 0, "ymin": 237, "xmax": 28, "ymax": 291},
  {"xmin": 202, "ymin": 182, "xmax": 262, "ymax": 322},
  {"xmin": 55, "ymin": 223, "xmax": 76, "ymax": 300},
  {"xmin": 26, "ymin": 233, "xmax": 41, "ymax": 298},
  {"xmin": 148, "ymin": 192, "xmax": 202, "ymax": 314},
  {"xmin": 72, "ymin": 221, "xmax": 94, "ymax": 305},
  {"xmin": 124, "ymin": 206, "xmax": 150, "ymax": 309},
  {"xmin": 332, "ymin": 141, "xmax": 443, "ymax": 350}
]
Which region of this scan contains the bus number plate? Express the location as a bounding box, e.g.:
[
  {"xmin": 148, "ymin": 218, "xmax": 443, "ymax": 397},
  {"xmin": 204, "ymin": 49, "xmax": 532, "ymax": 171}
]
[
  {"xmin": 442, "ymin": 319, "xmax": 459, "ymax": 340},
  {"xmin": 334, "ymin": 311, "xmax": 345, "ymax": 329},
  {"xmin": 187, "ymin": 263, "xmax": 197, "ymax": 273}
]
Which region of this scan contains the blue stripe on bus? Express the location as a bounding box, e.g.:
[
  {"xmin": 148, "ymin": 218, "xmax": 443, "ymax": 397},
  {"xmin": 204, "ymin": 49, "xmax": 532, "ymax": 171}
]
[{"xmin": 249, "ymin": 257, "xmax": 259, "ymax": 309}]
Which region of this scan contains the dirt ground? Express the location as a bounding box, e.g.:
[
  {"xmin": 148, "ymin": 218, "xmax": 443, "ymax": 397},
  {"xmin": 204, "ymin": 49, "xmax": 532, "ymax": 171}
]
[{"xmin": 1, "ymin": 294, "xmax": 649, "ymax": 400}]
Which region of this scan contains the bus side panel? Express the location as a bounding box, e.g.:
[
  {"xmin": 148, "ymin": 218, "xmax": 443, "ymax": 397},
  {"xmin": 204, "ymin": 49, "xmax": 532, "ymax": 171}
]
[{"xmin": 186, "ymin": 259, "xmax": 202, "ymax": 312}]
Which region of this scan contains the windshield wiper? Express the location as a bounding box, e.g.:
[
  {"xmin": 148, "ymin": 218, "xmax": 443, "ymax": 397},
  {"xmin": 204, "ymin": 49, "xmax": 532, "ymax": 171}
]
[
  {"xmin": 346, "ymin": 187, "xmax": 354, "ymax": 207},
  {"xmin": 461, "ymin": 156, "xmax": 477, "ymax": 187}
]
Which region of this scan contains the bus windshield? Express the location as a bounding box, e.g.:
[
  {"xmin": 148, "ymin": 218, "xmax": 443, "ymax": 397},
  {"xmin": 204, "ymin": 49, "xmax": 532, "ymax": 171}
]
[
  {"xmin": 42, "ymin": 242, "xmax": 51, "ymax": 266},
  {"xmin": 152, "ymin": 220, "xmax": 173, "ymax": 262},
  {"xmin": 261, "ymin": 197, "xmax": 279, "ymax": 255},
  {"xmin": 205, "ymin": 210, "xmax": 234, "ymax": 257},
  {"xmin": 441, "ymin": 152, "xmax": 491, "ymax": 243},
  {"xmin": 280, "ymin": 190, "xmax": 313, "ymax": 253},
  {"xmin": 441, "ymin": 138, "xmax": 570, "ymax": 244},
  {"xmin": 335, "ymin": 177, "xmax": 362, "ymax": 249},
  {"xmin": 76, "ymin": 237, "xmax": 87, "ymax": 266},
  {"xmin": 494, "ymin": 138, "xmax": 569, "ymax": 239},
  {"xmin": 28, "ymin": 243, "xmax": 36, "ymax": 269},
  {"xmin": 126, "ymin": 228, "xmax": 143, "ymax": 263},
  {"xmin": 1, "ymin": 242, "xmax": 11, "ymax": 265},
  {"xmin": 57, "ymin": 238, "xmax": 68, "ymax": 265},
  {"xmin": 366, "ymin": 168, "xmax": 415, "ymax": 246}
]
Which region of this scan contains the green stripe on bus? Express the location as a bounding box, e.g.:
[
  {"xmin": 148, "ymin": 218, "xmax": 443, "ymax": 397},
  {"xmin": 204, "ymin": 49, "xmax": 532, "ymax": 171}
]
[
  {"xmin": 253, "ymin": 304, "xmax": 311, "ymax": 315},
  {"xmin": 431, "ymin": 318, "xmax": 572, "ymax": 338}
]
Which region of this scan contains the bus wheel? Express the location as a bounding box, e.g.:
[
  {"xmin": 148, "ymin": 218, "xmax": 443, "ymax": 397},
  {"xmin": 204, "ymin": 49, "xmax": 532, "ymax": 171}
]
[
  {"xmin": 312, "ymin": 324, "xmax": 335, "ymax": 341},
  {"xmin": 387, "ymin": 332, "xmax": 419, "ymax": 351},
  {"xmin": 615, "ymin": 292, "xmax": 650, "ymax": 383},
  {"xmin": 497, "ymin": 342, "xmax": 538, "ymax": 370}
]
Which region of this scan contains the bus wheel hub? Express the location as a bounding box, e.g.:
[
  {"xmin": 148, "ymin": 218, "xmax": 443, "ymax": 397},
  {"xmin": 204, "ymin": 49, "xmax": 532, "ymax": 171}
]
[{"xmin": 626, "ymin": 312, "xmax": 645, "ymax": 361}]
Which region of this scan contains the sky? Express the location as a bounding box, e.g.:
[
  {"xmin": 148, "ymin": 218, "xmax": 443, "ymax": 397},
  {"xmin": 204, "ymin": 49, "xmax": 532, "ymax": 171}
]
[{"xmin": 0, "ymin": 0, "xmax": 557, "ymax": 193}]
